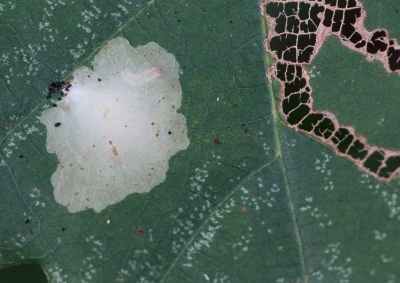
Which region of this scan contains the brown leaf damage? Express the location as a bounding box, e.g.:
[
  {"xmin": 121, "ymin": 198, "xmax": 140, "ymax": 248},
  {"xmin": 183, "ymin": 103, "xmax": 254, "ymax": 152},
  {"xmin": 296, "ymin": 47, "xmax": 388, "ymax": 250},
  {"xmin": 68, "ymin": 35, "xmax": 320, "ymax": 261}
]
[{"xmin": 109, "ymin": 140, "xmax": 118, "ymax": 156}]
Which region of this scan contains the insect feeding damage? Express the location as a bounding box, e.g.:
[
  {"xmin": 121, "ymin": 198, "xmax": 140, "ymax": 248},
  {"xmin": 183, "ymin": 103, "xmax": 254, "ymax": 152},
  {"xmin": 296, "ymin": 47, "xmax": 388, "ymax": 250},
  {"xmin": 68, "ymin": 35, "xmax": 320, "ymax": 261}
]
[
  {"xmin": 262, "ymin": 0, "xmax": 400, "ymax": 181},
  {"xmin": 39, "ymin": 37, "xmax": 189, "ymax": 213}
]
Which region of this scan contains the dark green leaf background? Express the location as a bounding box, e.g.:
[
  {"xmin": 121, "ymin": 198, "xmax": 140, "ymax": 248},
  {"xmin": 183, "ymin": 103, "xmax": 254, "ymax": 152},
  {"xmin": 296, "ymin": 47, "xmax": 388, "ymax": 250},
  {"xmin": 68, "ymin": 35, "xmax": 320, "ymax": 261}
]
[{"xmin": 1, "ymin": 0, "xmax": 400, "ymax": 282}]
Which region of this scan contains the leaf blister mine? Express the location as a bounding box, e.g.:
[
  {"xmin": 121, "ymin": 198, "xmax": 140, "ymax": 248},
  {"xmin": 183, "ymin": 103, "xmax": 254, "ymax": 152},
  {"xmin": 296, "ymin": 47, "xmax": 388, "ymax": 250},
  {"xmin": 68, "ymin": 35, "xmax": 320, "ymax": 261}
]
[
  {"xmin": 262, "ymin": 0, "xmax": 400, "ymax": 181},
  {"xmin": 39, "ymin": 37, "xmax": 190, "ymax": 213}
]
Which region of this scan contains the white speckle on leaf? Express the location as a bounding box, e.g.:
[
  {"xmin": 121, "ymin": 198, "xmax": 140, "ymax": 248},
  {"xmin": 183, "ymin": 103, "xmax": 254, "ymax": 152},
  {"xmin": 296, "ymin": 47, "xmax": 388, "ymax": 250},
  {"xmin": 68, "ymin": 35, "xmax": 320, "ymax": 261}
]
[
  {"xmin": 300, "ymin": 206, "xmax": 311, "ymax": 211},
  {"xmin": 118, "ymin": 3, "xmax": 129, "ymax": 14},
  {"xmin": 311, "ymin": 242, "xmax": 353, "ymax": 282},
  {"xmin": 3, "ymin": 148, "xmax": 12, "ymax": 157},
  {"xmin": 373, "ymin": 230, "xmax": 387, "ymax": 241},
  {"xmin": 270, "ymin": 184, "xmax": 280, "ymax": 193},
  {"xmin": 380, "ymin": 254, "xmax": 394, "ymax": 263},
  {"xmin": 46, "ymin": 263, "xmax": 67, "ymax": 283}
]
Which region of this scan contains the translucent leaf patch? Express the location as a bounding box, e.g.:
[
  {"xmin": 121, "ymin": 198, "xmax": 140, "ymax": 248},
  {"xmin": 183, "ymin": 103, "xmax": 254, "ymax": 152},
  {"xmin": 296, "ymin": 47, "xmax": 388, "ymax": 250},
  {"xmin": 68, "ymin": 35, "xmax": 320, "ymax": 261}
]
[
  {"xmin": 39, "ymin": 37, "xmax": 189, "ymax": 213},
  {"xmin": 262, "ymin": 0, "xmax": 400, "ymax": 181}
]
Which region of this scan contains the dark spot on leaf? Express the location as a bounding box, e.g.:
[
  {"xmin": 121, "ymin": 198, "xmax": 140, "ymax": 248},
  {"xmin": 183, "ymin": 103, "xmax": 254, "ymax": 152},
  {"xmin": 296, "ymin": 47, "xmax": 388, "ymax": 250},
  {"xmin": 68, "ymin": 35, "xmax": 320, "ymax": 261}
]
[
  {"xmin": 25, "ymin": 219, "xmax": 29, "ymax": 224},
  {"xmin": 61, "ymin": 228, "xmax": 65, "ymax": 232},
  {"xmin": 214, "ymin": 139, "xmax": 220, "ymax": 145},
  {"xmin": 134, "ymin": 225, "xmax": 144, "ymax": 234},
  {"xmin": 54, "ymin": 122, "xmax": 61, "ymax": 127},
  {"xmin": 19, "ymin": 155, "xmax": 24, "ymax": 158}
]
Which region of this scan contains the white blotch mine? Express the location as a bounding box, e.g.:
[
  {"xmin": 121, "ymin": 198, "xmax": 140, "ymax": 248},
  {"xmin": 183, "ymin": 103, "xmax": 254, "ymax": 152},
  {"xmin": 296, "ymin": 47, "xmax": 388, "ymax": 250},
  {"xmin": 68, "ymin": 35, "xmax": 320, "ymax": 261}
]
[{"xmin": 39, "ymin": 37, "xmax": 189, "ymax": 213}]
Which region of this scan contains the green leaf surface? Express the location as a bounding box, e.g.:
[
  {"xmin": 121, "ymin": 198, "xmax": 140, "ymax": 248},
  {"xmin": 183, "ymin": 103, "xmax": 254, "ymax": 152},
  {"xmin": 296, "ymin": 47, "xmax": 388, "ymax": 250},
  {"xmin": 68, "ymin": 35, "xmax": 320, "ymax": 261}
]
[{"xmin": 1, "ymin": 0, "xmax": 400, "ymax": 282}]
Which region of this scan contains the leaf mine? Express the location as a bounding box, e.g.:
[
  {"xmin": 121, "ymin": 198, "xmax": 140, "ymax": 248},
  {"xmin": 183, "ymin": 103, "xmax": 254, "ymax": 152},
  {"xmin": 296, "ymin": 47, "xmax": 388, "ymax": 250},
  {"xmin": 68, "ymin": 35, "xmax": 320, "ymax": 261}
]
[{"xmin": 39, "ymin": 37, "xmax": 190, "ymax": 213}]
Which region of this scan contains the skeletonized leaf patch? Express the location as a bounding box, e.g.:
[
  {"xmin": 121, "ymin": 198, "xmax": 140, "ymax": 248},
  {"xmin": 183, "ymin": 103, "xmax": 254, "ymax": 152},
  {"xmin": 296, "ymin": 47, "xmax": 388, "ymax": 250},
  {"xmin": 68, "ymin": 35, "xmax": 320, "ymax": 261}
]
[
  {"xmin": 262, "ymin": 0, "xmax": 400, "ymax": 181},
  {"xmin": 39, "ymin": 37, "xmax": 189, "ymax": 213}
]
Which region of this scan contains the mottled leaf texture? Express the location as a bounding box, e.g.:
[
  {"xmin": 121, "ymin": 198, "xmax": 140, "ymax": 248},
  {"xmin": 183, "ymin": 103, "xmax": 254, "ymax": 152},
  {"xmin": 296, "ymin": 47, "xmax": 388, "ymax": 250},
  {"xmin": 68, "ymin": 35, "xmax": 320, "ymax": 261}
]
[{"xmin": 1, "ymin": 0, "xmax": 400, "ymax": 283}]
